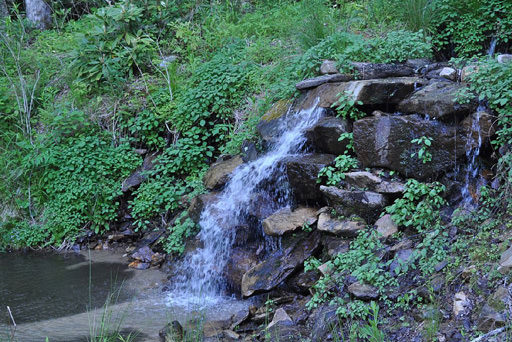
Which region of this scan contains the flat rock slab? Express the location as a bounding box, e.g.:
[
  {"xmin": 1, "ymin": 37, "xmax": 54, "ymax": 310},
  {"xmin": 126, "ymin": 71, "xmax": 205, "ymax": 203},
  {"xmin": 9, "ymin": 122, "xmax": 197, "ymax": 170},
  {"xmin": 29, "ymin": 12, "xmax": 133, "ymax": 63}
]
[
  {"xmin": 241, "ymin": 232, "xmax": 321, "ymax": 297},
  {"xmin": 301, "ymin": 77, "xmax": 426, "ymax": 110},
  {"xmin": 317, "ymin": 212, "xmax": 365, "ymax": 237},
  {"xmin": 263, "ymin": 207, "xmax": 318, "ymax": 236},
  {"xmin": 296, "ymin": 73, "xmax": 353, "ymax": 90},
  {"xmin": 398, "ymin": 81, "xmax": 477, "ymax": 119},
  {"xmin": 320, "ymin": 186, "xmax": 388, "ymax": 223},
  {"xmin": 351, "ymin": 62, "xmax": 414, "ymax": 79}
]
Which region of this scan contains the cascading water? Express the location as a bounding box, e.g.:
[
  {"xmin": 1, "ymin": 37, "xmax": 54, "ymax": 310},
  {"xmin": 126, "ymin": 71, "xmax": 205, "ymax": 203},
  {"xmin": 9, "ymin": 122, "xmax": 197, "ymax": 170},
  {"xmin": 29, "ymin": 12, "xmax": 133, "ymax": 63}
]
[
  {"xmin": 168, "ymin": 100, "xmax": 324, "ymax": 306},
  {"xmin": 461, "ymin": 105, "xmax": 487, "ymax": 206}
]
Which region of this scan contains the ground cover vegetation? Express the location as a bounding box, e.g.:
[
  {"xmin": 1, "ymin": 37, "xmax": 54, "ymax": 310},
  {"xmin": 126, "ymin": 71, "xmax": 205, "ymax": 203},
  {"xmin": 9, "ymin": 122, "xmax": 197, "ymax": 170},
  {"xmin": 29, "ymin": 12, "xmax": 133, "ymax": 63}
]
[{"xmin": 1, "ymin": 0, "xmax": 512, "ymax": 339}]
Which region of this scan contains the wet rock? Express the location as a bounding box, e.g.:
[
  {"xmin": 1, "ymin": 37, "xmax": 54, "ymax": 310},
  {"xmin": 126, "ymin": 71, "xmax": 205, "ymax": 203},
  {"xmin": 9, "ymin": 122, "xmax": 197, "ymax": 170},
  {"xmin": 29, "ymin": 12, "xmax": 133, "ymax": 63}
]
[
  {"xmin": 159, "ymin": 321, "xmax": 183, "ymax": 342},
  {"xmin": 122, "ymin": 152, "xmax": 158, "ymax": 192},
  {"xmin": 302, "ymin": 77, "xmax": 426, "ymax": 110},
  {"xmin": 320, "ymin": 60, "xmax": 339, "ymax": 74},
  {"xmin": 288, "ymin": 270, "xmax": 320, "ymax": 294},
  {"xmin": 263, "ymin": 207, "xmax": 318, "ymax": 236},
  {"xmin": 204, "ymin": 155, "xmax": 243, "ymax": 190},
  {"xmin": 461, "ymin": 111, "xmax": 497, "ymax": 148},
  {"xmin": 131, "ymin": 246, "xmax": 155, "ymax": 263},
  {"xmin": 375, "ymin": 214, "xmax": 398, "ymax": 238},
  {"xmin": 230, "ymin": 308, "xmax": 250, "ymax": 330},
  {"xmin": 296, "ymin": 73, "xmax": 353, "ymax": 90},
  {"xmin": 398, "ymin": 82, "xmax": 477, "ymax": 119},
  {"xmin": 225, "ymin": 247, "xmax": 259, "ymax": 293},
  {"xmin": 320, "ymin": 186, "xmax": 388, "ymax": 223},
  {"xmin": 241, "ymin": 140, "xmax": 258, "ymax": 162},
  {"xmin": 151, "ymin": 252, "xmax": 165, "ymax": 266},
  {"xmin": 347, "ymin": 281, "xmax": 379, "ymax": 300},
  {"xmin": 439, "ymin": 67, "xmax": 457, "ymax": 81},
  {"xmin": 322, "ymin": 235, "xmax": 350, "ymax": 257},
  {"xmin": 257, "ymin": 99, "xmax": 292, "ymax": 144},
  {"xmin": 353, "ymin": 114, "xmax": 465, "ymax": 180},
  {"xmin": 406, "ymin": 58, "xmax": 432, "ymax": 71},
  {"xmin": 268, "ymin": 308, "xmax": 292, "ymax": 329},
  {"xmin": 317, "ymin": 212, "xmax": 365, "ymax": 237},
  {"xmin": 497, "ymin": 54, "xmax": 512, "ymax": 64},
  {"xmin": 307, "ymin": 116, "xmax": 352, "ymax": 155},
  {"xmin": 284, "ymin": 154, "xmax": 336, "ymax": 203},
  {"xmin": 453, "ymin": 292, "xmax": 471, "ymax": 317},
  {"xmin": 188, "ymin": 192, "xmax": 219, "ymax": 223},
  {"xmin": 233, "ymin": 224, "xmax": 258, "ymax": 247},
  {"xmin": 128, "ymin": 260, "xmax": 150, "ymax": 270},
  {"xmin": 351, "ymin": 62, "xmax": 414, "ymax": 79},
  {"xmin": 241, "ymin": 232, "xmax": 321, "ymax": 297},
  {"xmin": 308, "ymin": 305, "xmax": 341, "ymax": 342}
]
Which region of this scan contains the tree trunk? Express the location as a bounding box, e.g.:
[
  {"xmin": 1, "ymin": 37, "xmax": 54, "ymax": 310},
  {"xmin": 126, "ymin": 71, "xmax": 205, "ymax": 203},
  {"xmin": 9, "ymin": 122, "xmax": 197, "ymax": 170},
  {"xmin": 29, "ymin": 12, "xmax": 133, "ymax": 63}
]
[
  {"xmin": 0, "ymin": 0, "xmax": 8, "ymax": 18},
  {"xmin": 24, "ymin": 0, "xmax": 51, "ymax": 29}
]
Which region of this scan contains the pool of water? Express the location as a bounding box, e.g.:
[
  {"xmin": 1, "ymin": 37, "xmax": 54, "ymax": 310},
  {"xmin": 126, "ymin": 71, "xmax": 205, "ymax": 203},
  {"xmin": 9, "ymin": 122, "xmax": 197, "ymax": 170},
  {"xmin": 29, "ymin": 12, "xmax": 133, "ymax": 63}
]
[{"xmin": 0, "ymin": 250, "xmax": 248, "ymax": 342}]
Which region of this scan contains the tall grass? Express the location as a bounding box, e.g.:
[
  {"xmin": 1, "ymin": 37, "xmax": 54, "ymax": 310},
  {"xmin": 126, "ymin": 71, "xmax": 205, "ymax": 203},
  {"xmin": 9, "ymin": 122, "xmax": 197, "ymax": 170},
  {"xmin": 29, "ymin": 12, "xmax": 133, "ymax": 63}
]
[{"xmin": 399, "ymin": 0, "xmax": 435, "ymax": 34}]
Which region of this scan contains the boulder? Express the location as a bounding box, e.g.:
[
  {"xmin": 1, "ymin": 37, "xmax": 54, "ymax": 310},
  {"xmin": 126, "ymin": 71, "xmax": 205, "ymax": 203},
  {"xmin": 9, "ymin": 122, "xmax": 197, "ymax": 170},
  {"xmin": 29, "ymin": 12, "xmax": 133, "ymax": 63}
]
[
  {"xmin": 241, "ymin": 140, "xmax": 258, "ymax": 162},
  {"xmin": 322, "ymin": 235, "xmax": 350, "ymax": 257},
  {"xmin": 320, "ymin": 186, "xmax": 388, "ymax": 223},
  {"xmin": 453, "ymin": 292, "xmax": 471, "ymax": 317},
  {"xmin": 375, "ymin": 214, "xmax": 398, "ymax": 238},
  {"xmin": 306, "ymin": 116, "xmax": 352, "ymax": 155},
  {"xmin": 188, "ymin": 192, "xmax": 219, "ymax": 223},
  {"xmin": 256, "ymin": 99, "xmax": 292, "ymax": 144},
  {"xmin": 439, "ymin": 67, "xmax": 457, "ymax": 81},
  {"xmin": 398, "ymin": 82, "xmax": 477, "ymax": 119},
  {"xmin": 301, "ymin": 77, "xmax": 426, "ymax": 110},
  {"xmin": 267, "ymin": 308, "xmax": 293, "ymax": 329},
  {"xmin": 122, "ymin": 152, "xmax": 158, "ymax": 192},
  {"xmin": 296, "ymin": 73, "xmax": 353, "ymax": 90},
  {"xmin": 263, "ymin": 207, "xmax": 318, "ymax": 236},
  {"xmin": 288, "ymin": 270, "xmax": 320, "ymax": 294},
  {"xmin": 225, "ymin": 247, "xmax": 259, "ymax": 293},
  {"xmin": 347, "ymin": 282, "xmax": 379, "ymax": 300},
  {"xmin": 131, "ymin": 246, "xmax": 155, "ymax": 263},
  {"xmin": 241, "ymin": 232, "xmax": 321, "ymax": 297},
  {"xmin": 317, "ymin": 212, "xmax": 365, "ymax": 237},
  {"xmin": 320, "ymin": 60, "xmax": 339, "ymax": 74},
  {"xmin": 497, "ymin": 54, "xmax": 512, "ymax": 64},
  {"xmin": 283, "ymin": 154, "xmax": 336, "ymax": 203},
  {"xmin": 351, "ymin": 62, "xmax": 414, "ymax": 79},
  {"xmin": 353, "ymin": 114, "xmax": 466, "ymax": 180},
  {"xmin": 203, "ymin": 155, "xmax": 243, "ymax": 190}
]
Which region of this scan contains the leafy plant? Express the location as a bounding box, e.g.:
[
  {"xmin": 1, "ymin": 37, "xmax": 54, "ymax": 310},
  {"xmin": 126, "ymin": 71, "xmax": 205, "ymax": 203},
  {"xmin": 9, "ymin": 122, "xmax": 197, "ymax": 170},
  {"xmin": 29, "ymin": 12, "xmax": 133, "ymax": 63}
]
[
  {"xmin": 317, "ymin": 154, "xmax": 359, "ymax": 186},
  {"xmin": 332, "ymin": 92, "xmax": 365, "ymax": 121},
  {"xmin": 410, "ymin": 136, "xmax": 433, "ymax": 164}
]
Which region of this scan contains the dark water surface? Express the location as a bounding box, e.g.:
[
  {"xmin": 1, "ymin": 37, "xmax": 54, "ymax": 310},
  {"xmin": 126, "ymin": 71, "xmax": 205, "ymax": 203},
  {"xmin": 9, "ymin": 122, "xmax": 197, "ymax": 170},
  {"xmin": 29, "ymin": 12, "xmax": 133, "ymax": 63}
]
[
  {"xmin": 0, "ymin": 251, "xmax": 133, "ymax": 324},
  {"xmin": 0, "ymin": 250, "xmax": 249, "ymax": 342}
]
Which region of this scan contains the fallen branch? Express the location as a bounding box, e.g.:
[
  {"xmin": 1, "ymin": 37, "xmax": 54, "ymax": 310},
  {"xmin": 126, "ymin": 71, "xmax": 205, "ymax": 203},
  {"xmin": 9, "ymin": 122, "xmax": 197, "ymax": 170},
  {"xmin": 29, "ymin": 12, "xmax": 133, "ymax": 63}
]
[{"xmin": 470, "ymin": 327, "xmax": 506, "ymax": 342}]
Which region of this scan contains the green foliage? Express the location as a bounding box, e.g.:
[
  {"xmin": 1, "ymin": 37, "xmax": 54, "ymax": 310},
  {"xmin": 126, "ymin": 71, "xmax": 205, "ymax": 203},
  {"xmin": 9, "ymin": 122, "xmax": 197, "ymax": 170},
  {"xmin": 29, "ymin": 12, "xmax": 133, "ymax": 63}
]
[
  {"xmin": 432, "ymin": 0, "xmax": 512, "ymax": 57},
  {"xmin": 385, "ymin": 179, "xmax": 445, "ymax": 232},
  {"xmin": 307, "ymin": 230, "xmax": 397, "ymax": 318},
  {"xmin": 333, "ymin": 92, "xmax": 365, "ymax": 121},
  {"xmin": 73, "ymin": 0, "xmax": 154, "ymax": 85},
  {"xmin": 39, "ymin": 136, "xmax": 141, "ymax": 241},
  {"xmin": 164, "ymin": 211, "xmax": 198, "ymax": 255},
  {"xmin": 410, "ymin": 136, "xmax": 433, "ymax": 164},
  {"xmin": 317, "ymin": 154, "xmax": 359, "ymax": 186},
  {"xmin": 357, "ymin": 302, "xmax": 386, "ymax": 342}
]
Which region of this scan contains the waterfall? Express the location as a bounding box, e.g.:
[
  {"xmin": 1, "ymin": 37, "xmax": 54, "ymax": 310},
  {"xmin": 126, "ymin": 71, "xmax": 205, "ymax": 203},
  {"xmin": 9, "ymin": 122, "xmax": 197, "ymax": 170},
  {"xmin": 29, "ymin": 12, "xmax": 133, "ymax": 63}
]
[
  {"xmin": 488, "ymin": 36, "xmax": 498, "ymax": 57},
  {"xmin": 168, "ymin": 100, "xmax": 324, "ymax": 307},
  {"xmin": 461, "ymin": 105, "xmax": 486, "ymax": 207}
]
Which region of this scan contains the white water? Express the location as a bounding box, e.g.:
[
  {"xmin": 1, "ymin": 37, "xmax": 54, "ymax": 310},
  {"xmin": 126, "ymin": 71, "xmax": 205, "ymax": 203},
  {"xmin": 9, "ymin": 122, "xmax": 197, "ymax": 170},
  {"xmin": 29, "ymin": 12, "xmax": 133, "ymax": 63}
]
[
  {"xmin": 168, "ymin": 100, "xmax": 324, "ymax": 307},
  {"xmin": 461, "ymin": 105, "xmax": 486, "ymax": 206}
]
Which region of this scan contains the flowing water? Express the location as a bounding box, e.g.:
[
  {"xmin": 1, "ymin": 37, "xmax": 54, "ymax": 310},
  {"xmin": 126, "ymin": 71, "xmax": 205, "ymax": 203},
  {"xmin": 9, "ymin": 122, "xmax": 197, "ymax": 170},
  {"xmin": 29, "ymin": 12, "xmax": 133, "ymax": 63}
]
[
  {"xmin": 0, "ymin": 250, "xmax": 247, "ymax": 342},
  {"xmin": 169, "ymin": 100, "xmax": 324, "ymax": 306},
  {"xmin": 461, "ymin": 105, "xmax": 487, "ymax": 206}
]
